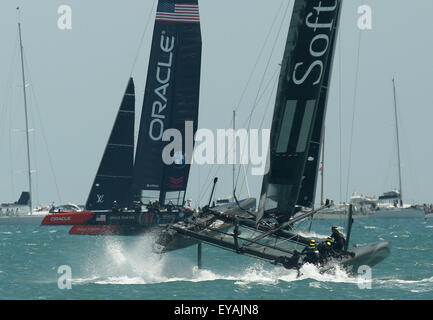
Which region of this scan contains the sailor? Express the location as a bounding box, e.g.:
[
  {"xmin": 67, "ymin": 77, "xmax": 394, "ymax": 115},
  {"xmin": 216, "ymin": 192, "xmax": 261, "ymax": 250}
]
[
  {"xmin": 134, "ymin": 200, "xmax": 142, "ymax": 213},
  {"xmin": 330, "ymin": 226, "xmax": 346, "ymax": 252},
  {"xmin": 277, "ymin": 250, "xmax": 302, "ymax": 276},
  {"xmin": 152, "ymin": 200, "xmax": 161, "ymax": 218},
  {"xmin": 317, "ymin": 237, "xmax": 335, "ymax": 264},
  {"xmin": 185, "ymin": 199, "xmax": 192, "ymax": 211},
  {"xmin": 302, "ymin": 239, "xmax": 320, "ymax": 264},
  {"xmin": 146, "ymin": 200, "xmax": 153, "ymax": 210},
  {"xmin": 192, "ymin": 209, "xmax": 199, "ymax": 220},
  {"xmin": 167, "ymin": 200, "xmax": 174, "ymax": 213},
  {"xmin": 152, "ymin": 200, "xmax": 160, "ymax": 211},
  {"xmin": 112, "ymin": 200, "xmax": 119, "ymax": 212}
]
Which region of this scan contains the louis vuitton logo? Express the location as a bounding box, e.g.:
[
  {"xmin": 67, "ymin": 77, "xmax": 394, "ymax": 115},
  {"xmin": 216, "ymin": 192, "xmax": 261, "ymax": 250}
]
[{"xmin": 96, "ymin": 194, "xmax": 104, "ymax": 203}]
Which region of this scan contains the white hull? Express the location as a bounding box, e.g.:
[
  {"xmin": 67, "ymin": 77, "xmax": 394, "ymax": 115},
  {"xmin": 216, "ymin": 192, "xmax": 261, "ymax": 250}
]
[
  {"xmin": 0, "ymin": 206, "xmax": 49, "ymax": 225},
  {"xmin": 314, "ymin": 207, "xmax": 425, "ymax": 220},
  {"xmin": 0, "ymin": 214, "xmax": 46, "ymax": 225}
]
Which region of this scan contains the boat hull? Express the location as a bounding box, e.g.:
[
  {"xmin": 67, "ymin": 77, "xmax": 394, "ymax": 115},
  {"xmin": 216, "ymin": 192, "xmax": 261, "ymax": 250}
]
[
  {"xmin": 155, "ymin": 198, "xmax": 257, "ymax": 252},
  {"xmin": 68, "ymin": 225, "xmax": 159, "ymax": 236},
  {"xmin": 314, "ymin": 207, "xmax": 424, "ymax": 219},
  {"xmin": 338, "ymin": 241, "xmax": 391, "ymax": 272},
  {"xmin": 40, "ymin": 199, "xmax": 256, "ymax": 237},
  {"xmin": 0, "ymin": 215, "xmax": 46, "ymax": 225},
  {"xmin": 41, "ymin": 212, "xmax": 95, "ymax": 225}
]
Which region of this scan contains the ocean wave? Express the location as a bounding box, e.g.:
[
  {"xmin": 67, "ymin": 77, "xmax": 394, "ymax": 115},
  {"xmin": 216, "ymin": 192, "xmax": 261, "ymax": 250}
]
[
  {"xmin": 73, "ymin": 238, "xmax": 359, "ymax": 286},
  {"xmin": 374, "ymin": 276, "xmax": 433, "ymax": 292},
  {"xmin": 71, "ymin": 262, "xmax": 359, "ymax": 287}
]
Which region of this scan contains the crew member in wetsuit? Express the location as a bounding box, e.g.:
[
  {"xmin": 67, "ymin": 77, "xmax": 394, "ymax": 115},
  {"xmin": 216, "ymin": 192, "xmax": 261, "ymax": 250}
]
[
  {"xmin": 167, "ymin": 200, "xmax": 174, "ymax": 213},
  {"xmin": 317, "ymin": 237, "xmax": 335, "ymax": 264},
  {"xmin": 330, "ymin": 226, "xmax": 346, "ymax": 252},
  {"xmin": 276, "ymin": 250, "xmax": 303, "ymax": 277},
  {"xmin": 133, "ymin": 200, "xmax": 142, "ymax": 213},
  {"xmin": 301, "ymin": 240, "xmax": 320, "ymax": 264},
  {"xmin": 112, "ymin": 200, "xmax": 119, "ymax": 212}
]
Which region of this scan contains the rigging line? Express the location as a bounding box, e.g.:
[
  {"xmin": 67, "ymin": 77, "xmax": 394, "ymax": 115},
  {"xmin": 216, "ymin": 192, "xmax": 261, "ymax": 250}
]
[
  {"xmin": 234, "ymin": 1, "xmax": 292, "ymax": 192},
  {"xmin": 395, "ymin": 90, "xmax": 419, "ymax": 204},
  {"xmin": 23, "ymin": 53, "xmax": 63, "ymax": 204},
  {"xmin": 338, "ymin": 10, "xmax": 343, "ymax": 205},
  {"xmin": 197, "ymin": 176, "xmax": 217, "ymax": 206},
  {"xmin": 345, "ymin": 0, "xmax": 364, "ymax": 203},
  {"xmin": 235, "ymin": 66, "xmax": 280, "ymax": 192},
  {"xmin": 236, "ymin": 70, "xmax": 279, "ymax": 197},
  {"xmin": 381, "ymin": 117, "xmax": 397, "ymax": 193},
  {"xmin": 232, "ymin": 0, "xmax": 286, "ymax": 115},
  {"xmin": 392, "ymin": 78, "xmax": 404, "ymax": 203},
  {"xmin": 8, "ymin": 120, "xmax": 15, "ymax": 199},
  {"xmin": 128, "ymin": 0, "xmax": 157, "ymax": 77},
  {"xmin": 239, "ymin": 0, "xmax": 291, "ymax": 133},
  {"xmin": 3, "ymin": 30, "xmax": 21, "ymax": 200},
  {"xmin": 235, "ymin": 69, "xmax": 276, "ymax": 186},
  {"xmin": 197, "ymin": 0, "xmax": 289, "ymax": 203},
  {"xmin": 0, "ymin": 30, "xmax": 20, "ymax": 147}
]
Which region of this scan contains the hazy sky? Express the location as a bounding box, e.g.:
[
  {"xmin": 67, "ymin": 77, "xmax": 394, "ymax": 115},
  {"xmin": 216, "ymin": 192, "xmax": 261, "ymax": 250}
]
[{"xmin": 1, "ymin": 0, "xmax": 433, "ymax": 208}]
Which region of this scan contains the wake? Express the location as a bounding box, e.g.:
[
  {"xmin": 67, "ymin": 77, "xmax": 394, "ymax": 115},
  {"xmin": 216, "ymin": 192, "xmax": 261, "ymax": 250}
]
[{"xmin": 71, "ymin": 235, "xmax": 359, "ymax": 286}]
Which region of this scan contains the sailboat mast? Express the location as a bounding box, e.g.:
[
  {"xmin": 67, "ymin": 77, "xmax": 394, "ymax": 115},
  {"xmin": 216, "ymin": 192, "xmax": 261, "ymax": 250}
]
[
  {"xmin": 18, "ymin": 19, "xmax": 33, "ymax": 214},
  {"xmin": 392, "ymin": 78, "xmax": 403, "ymax": 207},
  {"xmin": 232, "ymin": 110, "xmax": 235, "ymax": 195},
  {"xmin": 320, "ymin": 131, "xmax": 325, "ymax": 206}
]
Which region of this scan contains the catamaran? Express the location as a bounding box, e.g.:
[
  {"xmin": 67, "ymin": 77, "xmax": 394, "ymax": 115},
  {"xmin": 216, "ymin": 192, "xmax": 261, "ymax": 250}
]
[
  {"xmin": 155, "ymin": 0, "xmax": 391, "ymax": 273},
  {"xmin": 41, "ymin": 0, "xmax": 255, "ymax": 235}
]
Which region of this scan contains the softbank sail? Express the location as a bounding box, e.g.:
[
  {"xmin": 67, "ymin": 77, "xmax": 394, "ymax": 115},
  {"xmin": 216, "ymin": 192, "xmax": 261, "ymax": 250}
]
[
  {"xmin": 257, "ymin": 0, "xmax": 342, "ymax": 223},
  {"xmin": 156, "ymin": 0, "xmax": 391, "ymax": 273}
]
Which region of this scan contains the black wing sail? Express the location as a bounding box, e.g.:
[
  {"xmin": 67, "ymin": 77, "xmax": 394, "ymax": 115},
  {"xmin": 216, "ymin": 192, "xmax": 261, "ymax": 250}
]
[
  {"xmin": 257, "ymin": 0, "xmax": 342, "ymax": 222},
  {"xmin": 133, "ymin": 0, "xmax": 202, "ymax": 205},
  {"xmin": 296, "ymin": 2, "xmax": 342, "ymax": 209},
  {"xmin": 86, "ymin": 78, "xmax": 135, "ymax": 210}
]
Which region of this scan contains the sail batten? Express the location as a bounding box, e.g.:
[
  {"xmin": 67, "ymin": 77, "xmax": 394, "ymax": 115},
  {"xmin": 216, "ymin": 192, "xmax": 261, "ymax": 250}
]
[{"xmin": 257, "ymin": 0, "xmax": 343, "ymax": 222}]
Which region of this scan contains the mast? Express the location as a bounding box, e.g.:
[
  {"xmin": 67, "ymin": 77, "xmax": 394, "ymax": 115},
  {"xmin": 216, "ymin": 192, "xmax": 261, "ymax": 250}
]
[
  {"xmin": 392, "ymin": 77, "xmax": 403, "ymax": 207},
  {"xmin": 232, "ymin": 110, "xmax": 235, "ymax": 196},
  {"xmin": 18, "ymin": 13, "xmax": 33, "ymax": 214},
  {"xmin": 232, "ymin": 110, "xmax": 252, "ymax": 199},
  {"xmin": 344, "ymin": 204, "xmax": 354, "ymax": 252},
  {"xmin": 320, "ymin": 131, "xmax": 325, "ymax": 206}
]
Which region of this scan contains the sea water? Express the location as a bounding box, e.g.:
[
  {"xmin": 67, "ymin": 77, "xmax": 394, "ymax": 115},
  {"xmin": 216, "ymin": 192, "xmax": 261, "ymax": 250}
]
[{"xmin": 0, "ymin": 218, "xmax": 432, "ymax": 300}]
